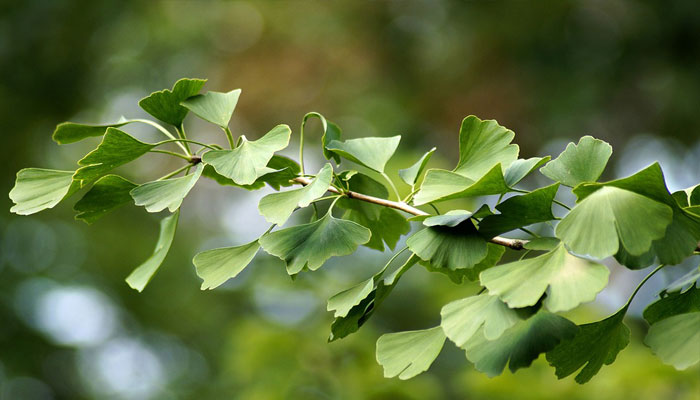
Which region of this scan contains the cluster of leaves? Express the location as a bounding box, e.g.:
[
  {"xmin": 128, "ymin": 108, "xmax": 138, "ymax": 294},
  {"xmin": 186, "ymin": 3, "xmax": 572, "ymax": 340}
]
[{"xmin": 9, "ymin": 79, "xmax": 700, "ymax": 383}]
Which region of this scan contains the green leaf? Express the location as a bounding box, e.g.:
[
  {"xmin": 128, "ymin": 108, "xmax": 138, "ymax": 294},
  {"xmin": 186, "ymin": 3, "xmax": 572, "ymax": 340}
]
[
  {"xmin": 546, "ymin": 308, "xmax": 630, "ymax": 384},
  {"xmin": 453, "ymin": 115, "xmax": 519, "ymax": 180},
  {"xmin": 9, "ymin": 168, "xmax": 78, "ymax": 215},
  {"xmin": 330, "ymin": 254, "xmax": 418, "ymax": 341},
  {"xmin": 463, "ymin": 311, "xmax": 578, "ymax": 377},
  {"xmin": 74, "ymin": 128, "xmax": 155, "ymax": 187},
  {"xmin": 327, "ymin": 277, "xmax": 376, "ymax": 319},
  {"xmin": 644, "ymin": 312, "xmax": 700, "ymax": 370},
  {"xmin": 258, "ymin": 164, "xmax": 332, "ymax": 226},
  {"xmin": 540, "ymin": 136, "xmax": 612, "ymax": 187},
  {"xmin": 202, "ymin": 124, "xmax": 291, "ymax": 185},
  {"xmin": 663, "ymin": 266, "xmax": 700, "ymax": 294},
  {"xmin": 52, "ymin": 121, "xmax": 130, "ymax": 145},
  {"xmin": 125, "ymin": 210, "xmax": 179, "ymax": 292},
  {"xmin": 407, "ymin": 219, "xmax": 488, "ymax": 271},
  {"xmin": 201, "ymin": 155, "xmax": 300, "ymax": 191},
  {"xmin": 413, "ymin": 165, "xmax": 510, "ymax": 205},
  {"xmin": 376, "ymin": 327, "xmax": 446, "ymax": 380},
  {"xmin": 399, "ymin": 147, "xmax": 436, "ymax": 186},
  {"xmin": 481, "ymin": 245, "xmax": 609, "ymax": 312},
  {"xmin": 259, "ymin": 212, "xmax": 371, "ymax": 275},
  {"xmin": 422, "ymin": 243, "xmax": 505, "ymax": 284},
  {"xmin": 193, "ymin": 240, "xmax": 260, "ymax": 290},
  {"xmin": 139, "ymin": 78, "xmax": 206, "ymax": 126},
  {"xmin": 326, "ymin": 136, "xmax": 401, "ymax": 173},
  {"xmin": 523, "ymin": 237, "xmax": 561, "ymax": 251},
  {"xmin": 130, "ymin": 164, "xmax": 203, "ymax": 213},
  {"xmin": 479, "ymin": 183, "xmax": 559, "ymax": 237},
  {"xmin": 689, "ymin": 185, "xmax": 700, "ymax": 206},
  {"xmin": 556, "ymin": 186, "xmax": 673, "ymax": 259},
  {"xmin": 181, "ymin": 89, "xmax": 241, "ymax": 128},
  {"xmin": 503, "ymin": 156, "xmax": 551, "ymax": 187},
  {"xmin": 441, "ymin": 294, "xmax": 521, "ymax": 347},
  {"xmin": 423, "ymin": 210, "xmax": 473, "ymax": 227},
  {"xmin": 74, "ymin": 175, "xmax": 136, "ymax": 224},
  {"xmin": 643, "ymin": 286, "xmax": 700, "ymax": 325},
  {"xmin": 301, "ymin": 112, "xmax": 343, "ymax": 164},
  {"xmin": 337, "ymin": 173, "xmax": 410, "ymax": 250}
]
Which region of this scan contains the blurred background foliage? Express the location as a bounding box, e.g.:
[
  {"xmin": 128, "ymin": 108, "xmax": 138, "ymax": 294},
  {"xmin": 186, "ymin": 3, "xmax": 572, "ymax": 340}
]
[{"xmin": 1, "ymin": 1, "xmax": 699, "ymax": 399}]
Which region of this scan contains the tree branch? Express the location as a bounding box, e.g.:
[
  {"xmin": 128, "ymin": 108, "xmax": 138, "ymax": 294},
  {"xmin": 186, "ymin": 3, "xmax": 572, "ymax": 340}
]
[{"xmin": 293, "ymin": 176, "xmax": 527, "ymax": 250}]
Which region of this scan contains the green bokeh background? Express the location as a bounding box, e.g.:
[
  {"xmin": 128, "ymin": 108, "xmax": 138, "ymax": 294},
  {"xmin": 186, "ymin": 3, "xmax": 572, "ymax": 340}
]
[{"xmin": 1, "ymin": 1, "xmax": 699, "ymax": 399}]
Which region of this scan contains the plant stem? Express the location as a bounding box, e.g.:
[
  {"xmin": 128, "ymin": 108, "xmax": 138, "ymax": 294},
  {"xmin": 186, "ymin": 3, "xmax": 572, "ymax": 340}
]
[
  {"xmin": 158, "ymin": 164, "xmax": 191, "ymax": 180},
  {"xmin": 131, "ymin": 118, "xmax": 189, "ymax": 154},
  {"xmin": 177, "ymin": 123, "xmax": 192, "ymax": 155},
  {"xmin": 155, "ymin": 139, "xmax": 219, "ymax": 150},
  {"xmin": 223, "ymin": 126, "xmax": 235, "ymax": 149},
  {"xmin": 519, "ymin": 227, "xmax": 540, "ymax": 238},
  {"xmin": 624, "ymin": 264, "xmax": 666, "ymax": 308},
  {"xmin": 149, "ymin": 149, "xmax": 192, "ymax": 161},
  {"xmin": 428, "ymin": 203, "xmax": 441, "ymax": 215},
  {"xmin": 381, "ymin": 172, "xmax": 401, "ymax": 201}
]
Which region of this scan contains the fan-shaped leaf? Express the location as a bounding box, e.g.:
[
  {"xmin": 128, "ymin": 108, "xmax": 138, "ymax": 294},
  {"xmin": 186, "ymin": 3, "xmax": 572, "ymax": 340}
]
[
  {"xmin": 181, "ymin": 89, "xmax": 241, "ymax": 128},
  {"xmin": 540, "ymin": 136, "xmax": 612, "ymax": 187},
  {"xmin": 399, "ymin": 147, "xmax": 436, "ymax": 186},
  {"xmin": 481, "ymin": 244, "xmax": 609, "ymax": 312},
  {"xmin": 407, "ymin": 219, "xmax": 488, "ymax": 271},
  {"xmin": 376, "ymin": 327, "xmax": 446, "ymax": 380},
  {"xmin": 479, "ymin": 183, "xmax": 559, "ymax": 237},
  {"xmin": 202, "ymin": 124, "xmax": 291, "ymax": 185},
  {"xmin": 644, "ymin": 312, "xmax": 700, "ymax": 370},
  {"xmin": 259, "ymin": 212, "xmax": 371, "ymax": 275},
  {"xmin": 130, "ymin": 164, "xmax": 203, "ymax": 213},
  {"xmin": 326, "ymin": 136, "xmax": 401, "ymax": 173},
  {"xmin": 441, "ymin": 294, "xmax": 521, "ymax": 347},
  {"xmin": 125, "ymin": 210, "xmax": 179, "ymax": 292},
  {"xmin": 454, "ymin": 115, "xmax": 519, "ymax": 179},
  {"xmin": 422, "ymin": 243, "xmax": 505, "ymax": 284},
  {"xmin": 413, "ymin": 165, "xmax": 510, "ymax": 205},
  {"xmin": 503, "ymin": 156, "xmax": 550, "ymax": 187},
  {"xmin": 74, "ymin": 175, "xmax": 136, "ymax": 224},
  {"xmin": 193, "ymin": 240, "xmax": 260, "ymax": 290},
  {"xmin": 9, "ymin": 168, "xmax": 79, "ymax": 215},
  {"xmin": 139, "ymin": 78, "xmax": 206, "ymax": 126},
  {"xmin": 52, "ymin": 121, "xmax": 130, "ymax": 144}
]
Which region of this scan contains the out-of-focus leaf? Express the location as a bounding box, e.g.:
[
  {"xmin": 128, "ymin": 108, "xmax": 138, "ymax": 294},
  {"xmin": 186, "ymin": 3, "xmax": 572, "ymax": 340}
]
[
  {"xmin": 503, "ymin": 156, "xmax": 550, "ymax": 187},
  {"xmin": 453, "ymin": 115, "xmax": 519, "ymax": 179},
  {"xmin": 130, "ymin": 164, "xmax": 203, "ymax": 213},
  {"xmin": 202, "ymin": 124, "xmax": 291, "ymax": 185},
  {"xmin": 52, "ymin": 121, "xmax": 130, "ymax": 144},
  {"xmin": 407, "ymin": 219, "xmax": 488, "ymax": 271},
  {"xmin": 663, "ymin": 265, "xmax": 700, "ymax": 294},
  {"xmin": 326, "ymin": 136, "xmax": 401, "ymax": 173},
  {"xmin": 376, "ymin": 327, "xmax": 446, "ymax": 380},
  {"xmin": 479, "ymin": 183, "xmax": 558, "ymax": 237},
  {"xmin": 399, "ymin": 147, "xmax": 436, "ymax": 186},
  {"xmin": 441, "ymin": 294, "xmax": 521, "ymax": 347},
  {"xmin": 259, "ymin": 212, "xmax": 371, "ymax": 275},
  {"xmin": 139, "ymin": 78, "xmax": 206, "ymax": 126},
  {"xmin": 556, "ymin": 186, "xmax": 672, "ymax": 259},
  {"xmin": 74, "ymin": 175, "xmax": 136, "ymax": 224},
  {"xmin": 413, "ymin": 165, "xmax": 510, "ymax": 205},
  {"xmin": 181, "ymin": 89, "xmax": 241, "ymax": 128},
  {"xmin": 464, "ymin": 311, "xmax": 578, "ymax": 377},
  {"xmin": 258, "ymin": 164, "xmax": 332, "ymax": 226},
  {"xmin": 193, "ymin": 240, "xmax": 260, "ymax": 290},
  {"xmin": 643, "ymin": 286, "xmax": 700, "ymax": 325},
  {"xmin": 9, "ymin": 168, "xmax": 78, "ymax": 215},
  {"xmin": 540, "ymin": 136, "xmax": 612, "ymax": 187},
  {"xmin": 74, "ymin": 128, "xmax": 155, "ymax": 187},
  {"xmin": 644, "ymin": 312, "xmax": 700, "ymax": 370},
  {"xmin": 125, "ymin": 210, "xmax": 179, "ymax": 292},
  {"xmin": 481, "ymin": 244, "xmax": 609, "ymax": 312},
  {"xmin": 546, "ymin": 308, "xmax": 630, "ymax": 384}
]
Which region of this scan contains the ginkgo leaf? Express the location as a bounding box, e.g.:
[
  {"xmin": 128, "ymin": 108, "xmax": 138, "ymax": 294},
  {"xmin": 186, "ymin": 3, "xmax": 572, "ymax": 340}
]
[
  {"xmin": 441, "ymin": 294, "xmax": 521, "ymax": 347},
  {"xmin": 74, "ymin": 128, "xmax": 155, "ymax": 186},
  {"xmin": 259, "ymin": 164, "xmax": 332, "ymax": 226},
  {"xmin": 52, "ymin": 121, "xmax": 130, "ymax": 144},
  {"xmin": 193, "ymin": 240, "xmax": 260, "ymax": 290},
  {"xmin": 125, "ymin": 210, "xmax": 179, "ymax": 292},
  {"xmin": 302, "ymin": 112, "xmax": 343, "ymax": 164},
  {"xmin": 503, "ymin": 156, "xmax": 551, "ymax": 187},
  {"xmin": 540, "ymin": 136, "xmax": 612, "ymax": 187},
  {"xmin": 326, "ymin": 136, "xmax": 401, "ymax": 173},
  {"xmin": 202, "ymin": 124, "xmax": 291, "ymax": 185},
  {"xmin": 481, "ymin": 244, "xmax": 609, "ymax": 312},
  {"xmin": 329, "ymin": 254, "xmax": 419, "ymax": 341},
  {"xmin": 413, "ymin": 165, "xmax": 510, "ymax": 205},
  {"xmin": 130, "ymin": 164, "xmax": 203, "ymax": 213},
  {"xmin": 643, "ymin": 286, "xmax": 700, "ymax": 325},
  {"xmin": 523, "ymin": 237, "xmax": 561, "ymax": 251},
  {"xmin": 556, "ymin": 186, "xmax": 673, "ymax": 259},
  {"xmin": 644, "ymin": 312, "xmax": 700, "ymax": 370},
  {"xmin": 139, "ymin": 78, "xmax": 206, "ymax": 126},
  {"xmin": 181, "ymin": 89, "xmax": 241, "ymax": 128},
  {"xmin": 422, "ymin": 243, "xmax": 505, "ymax": 284},
  {"xmin": 479, "ymin": 183, "xmax": 559, "ymax": 237},
  {"xmin": 423, "ymin": 210, "xmax": 473, "ymax": 227},
  {"xmin": 399, "ymin": 147, "xmax": 436, "ymax": 186},
  {"xmin": 663, "ymin": 266, "xmax": 700, "ymax": 294},
  {"xmin": 74, "ymin": 175, "xmax": 136, "ymax": 224},
  {"xmin": 464, "ymin": 311, "xmax": 578, "ymax": 377},
  {"xmin": 202, "ymin": 155, "xmax": 300, "ymax": 191},
  {"xmin": 407, "ymin": 218, "xmax": 488, "ymax": 271},
  {"xmin": 9, "ymin": 168, "xmax": 78, "ymax": 215},
  {"xmin": 259, "ymin": 212, "xmax": 371, "ymax": 275},
  {"xmin": 453, "ymin": 115, "xmax": 519, "ymax": 179},
  {"xmin": 376, "ymin": 327, "xmax": 446, "ymax": 380},
  {"xmin": 546, "ymin": 308, "xmax": 630, "ymax": 384}
]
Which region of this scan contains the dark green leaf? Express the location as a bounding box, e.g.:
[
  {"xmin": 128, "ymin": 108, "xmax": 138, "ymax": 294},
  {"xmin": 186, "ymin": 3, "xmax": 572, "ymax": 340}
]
[
  {"xmin": 643, "ymin": 286, "xmax": 700, "ymax": 325},
  {"xmin": 540, "ymin": 136, "xmax": 612, "ymax": 187},
  {"xmin": 407, "ymin": 219, "xmax": 488, "ymax": 271},
  {"xmin": 479, "ymin": 183, "xmax": 559, "ymax": 237},
  {"xmin": 125, "ymin": 210, "xmax": 179, "ymax": 292},
  {"xmin": 422, "ymin": 243, "xmax": 505, "ymax": 283},
  {"xmin": 181, "ymin": 89, "xmax": 241, "ymax": 128},
  {"xmin": 74, "ymin": 175, "xmax": 136, "ymax": 224},
  {"xmin": 139, "ymin": 78, "xmax": 206, "ymax": 126}
]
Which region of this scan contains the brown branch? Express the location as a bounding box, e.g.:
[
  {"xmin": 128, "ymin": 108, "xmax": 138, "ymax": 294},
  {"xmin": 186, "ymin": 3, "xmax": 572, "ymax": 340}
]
[{"xmin": 293, "ymin": 177, "xmax": 527, "ymax": 250}]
